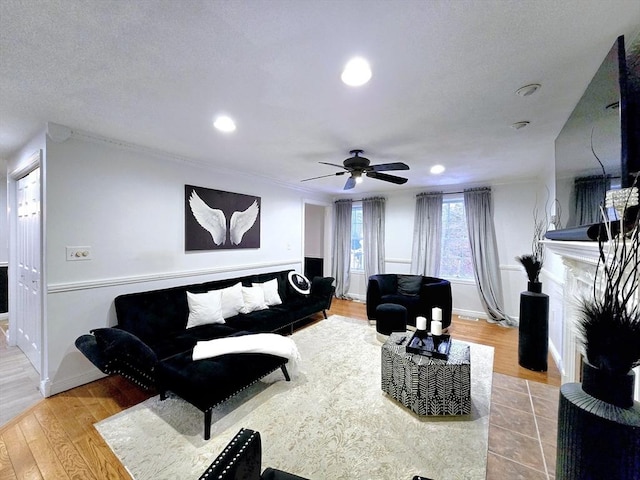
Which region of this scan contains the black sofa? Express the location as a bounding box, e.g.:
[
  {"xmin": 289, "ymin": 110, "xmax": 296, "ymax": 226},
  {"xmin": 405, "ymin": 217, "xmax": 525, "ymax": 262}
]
[
  {"xmin": 76, "ymin": 269, "xmax": 335, "ymax": 390},
  {"xmin": 366, "ymin": 273, "xmax": 452, "ymax": 329}
]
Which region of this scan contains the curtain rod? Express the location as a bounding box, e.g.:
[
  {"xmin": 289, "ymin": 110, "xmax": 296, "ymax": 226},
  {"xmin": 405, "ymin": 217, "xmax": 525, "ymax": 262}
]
[
  {"xmin": 338, "ymin": 190, "xmax": 469, "ymax": 203},
  {"xmin": 339, "ymin": 187, "xmax": 493, "ymax": 203},
  {"xmin": 416, "ymin": 190, "xmax": 467, "ymax": 197}
]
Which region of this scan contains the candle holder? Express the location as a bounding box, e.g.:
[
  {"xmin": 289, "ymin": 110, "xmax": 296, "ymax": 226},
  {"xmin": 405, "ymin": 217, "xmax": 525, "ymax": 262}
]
[{"xmin": 406, "ymin": 330, "xmax": 452, "ymax": 359}]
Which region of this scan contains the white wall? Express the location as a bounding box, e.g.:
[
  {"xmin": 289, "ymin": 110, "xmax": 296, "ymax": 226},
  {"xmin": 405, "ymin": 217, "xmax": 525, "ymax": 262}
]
[
  {"xmin": 346, "ymin": 181, "xmax": 545, "ymax": 320},
  {"xmin": 39, "ymin": 130, "xmax": 329, "ymax": 395}
]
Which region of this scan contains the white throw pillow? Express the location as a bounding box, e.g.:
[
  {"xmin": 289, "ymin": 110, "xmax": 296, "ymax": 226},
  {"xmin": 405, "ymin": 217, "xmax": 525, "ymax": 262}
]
[
  {"xmin": 186, "ymin": 290, "xmax": 224, "ymax": 329},
  {"xmin": 220, "ymin": 282, "xmax": 245, "ymax": 319},
  {"xmin": 253, "ymin": 278, "xmax": 282, "ymax": 306},
  {"xmin": 240, "ymin": 286, "xmax": 268, "ymax": 313}
]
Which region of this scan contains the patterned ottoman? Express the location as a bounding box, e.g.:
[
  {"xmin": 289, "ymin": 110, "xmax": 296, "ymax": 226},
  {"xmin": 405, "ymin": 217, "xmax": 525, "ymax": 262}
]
[{"xmin": 381, "ymin": 332, "xmax": 471, "ymax": 416}]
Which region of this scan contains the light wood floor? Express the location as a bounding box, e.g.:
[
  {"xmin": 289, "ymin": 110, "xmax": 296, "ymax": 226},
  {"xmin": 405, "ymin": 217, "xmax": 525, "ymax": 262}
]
[
  {"xmin": 0, "ymin": 299, "xmax": 561, "ymax": 479},
  {"xmin": 0, "ymin": 326, "xmax": 43, "ymax": 427}
]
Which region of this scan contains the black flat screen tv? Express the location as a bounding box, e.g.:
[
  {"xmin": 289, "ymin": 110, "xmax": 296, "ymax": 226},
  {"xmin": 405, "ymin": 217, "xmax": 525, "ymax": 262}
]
[{"xmin": 548, "ymin": 34, "xmax": 639, "ymax": 241}]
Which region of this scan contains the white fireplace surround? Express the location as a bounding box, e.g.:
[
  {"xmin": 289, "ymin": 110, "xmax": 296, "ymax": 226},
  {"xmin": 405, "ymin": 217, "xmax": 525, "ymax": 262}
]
[{"xmin": 542, "ymin": 240, "xmax": 640, "ymax": 402}]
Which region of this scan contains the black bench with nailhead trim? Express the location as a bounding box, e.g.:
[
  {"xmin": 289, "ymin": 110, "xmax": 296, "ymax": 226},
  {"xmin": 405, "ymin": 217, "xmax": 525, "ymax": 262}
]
[{"xmin": 156, "ymin": 350, "xmax": 290, "ymax": 440}]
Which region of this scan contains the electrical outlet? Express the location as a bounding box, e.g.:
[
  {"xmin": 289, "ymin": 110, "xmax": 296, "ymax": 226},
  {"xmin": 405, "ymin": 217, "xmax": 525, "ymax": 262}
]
[{"xmin": 66, "ymin": 246, "xmax": 92, "ymax": 261}]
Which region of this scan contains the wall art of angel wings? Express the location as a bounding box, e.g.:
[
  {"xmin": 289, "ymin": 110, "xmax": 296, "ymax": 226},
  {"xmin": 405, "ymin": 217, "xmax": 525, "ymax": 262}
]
[{"xmin": 185, "ymin": 185, "xmax": 261, "ymax": 250}]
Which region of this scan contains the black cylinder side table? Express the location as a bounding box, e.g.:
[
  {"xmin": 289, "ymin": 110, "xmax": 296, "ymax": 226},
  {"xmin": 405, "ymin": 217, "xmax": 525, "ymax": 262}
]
[
  {"xmin": 518, "ymin": 291, "xmax": 549, "ymax": 371},
  {"xmin": 556, "ymin": 382, "xmax": 640, "ymax": 479}
]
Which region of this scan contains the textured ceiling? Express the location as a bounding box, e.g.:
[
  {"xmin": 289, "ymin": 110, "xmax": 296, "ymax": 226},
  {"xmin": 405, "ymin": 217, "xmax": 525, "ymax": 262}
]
[{"xmin": 1, "ymin": 0, "xmax": 639, "ymax": 194}]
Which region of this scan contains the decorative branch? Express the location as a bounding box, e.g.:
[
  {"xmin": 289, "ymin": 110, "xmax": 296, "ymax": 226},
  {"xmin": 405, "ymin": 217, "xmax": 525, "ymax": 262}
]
[
  {"xmin": 517, "ymin": 188, "xmax": 550, "ymax": 284},
  {"xmin": 515, "ymin": 254, "xmax": 543, "ymax": 283},
  {"xmin": 577, "ymin": 177, "xmax": 640, "ymax": 374}
]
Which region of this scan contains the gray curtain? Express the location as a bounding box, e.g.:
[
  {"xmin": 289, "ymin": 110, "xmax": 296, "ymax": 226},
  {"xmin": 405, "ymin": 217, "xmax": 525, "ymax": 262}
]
[
  {"xmin": 362, "ymin": 197, "xmax": 386, "ymax": 281},
  {"xmin": 332, "ymin": 199, "xmax": 353, "ymax": 298},
  {"xmin": 464, "ymin": 188, "xmax": 516, "ymax": 326},
  {"xmin": 410, "ymin": 192, "xmax": 443, "ymax": 276},
  {"xmin": 570, "ymin": 175, "xmax": 610, "ymax": 226}
]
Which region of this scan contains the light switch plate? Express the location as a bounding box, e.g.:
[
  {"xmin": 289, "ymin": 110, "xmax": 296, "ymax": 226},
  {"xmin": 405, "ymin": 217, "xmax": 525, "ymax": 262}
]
[{"xmin": 66, "ymin": 246, "xmax": 92, "ymax": 261}]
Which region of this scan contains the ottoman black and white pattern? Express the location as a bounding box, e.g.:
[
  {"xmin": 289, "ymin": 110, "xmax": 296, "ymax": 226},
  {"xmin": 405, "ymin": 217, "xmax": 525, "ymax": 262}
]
[{"xmin": 381, "ymin": 332, "xmax": 471, "ymax": 416}]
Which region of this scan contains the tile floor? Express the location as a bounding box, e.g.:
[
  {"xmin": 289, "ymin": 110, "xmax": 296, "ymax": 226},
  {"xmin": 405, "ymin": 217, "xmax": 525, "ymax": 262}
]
[{"xmin": 487, "ymin": 372, "xmax": 559, "ymax": 479}]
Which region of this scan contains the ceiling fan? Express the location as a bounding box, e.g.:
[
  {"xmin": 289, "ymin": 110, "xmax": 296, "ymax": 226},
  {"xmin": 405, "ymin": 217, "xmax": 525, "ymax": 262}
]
[{"xmin": 301, "ymin": 149, "xmax": 410, "ymax": 190}]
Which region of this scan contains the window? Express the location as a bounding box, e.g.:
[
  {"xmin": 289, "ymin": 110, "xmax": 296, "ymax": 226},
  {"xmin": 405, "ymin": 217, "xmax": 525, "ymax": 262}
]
[
  {"xmin": 440, "ymin": 198, "xmax": 474, "ymax": 279},
  {"xmin": 350, "ymin": 203, "xmax": 363, "ymax": 271}
]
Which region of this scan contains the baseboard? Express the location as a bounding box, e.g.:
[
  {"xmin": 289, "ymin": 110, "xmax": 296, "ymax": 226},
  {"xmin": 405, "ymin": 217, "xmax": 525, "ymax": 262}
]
[
  {"xmin": 453, "ymin": 308, "xmax": 487, "ymax": 321},
  {"xmin": 42, "ymin": 370, "xmax": 106, "ymax": 398},
  {"xmin": 548, "ymin": 338, "xmax": 564, "ymax": 378},
  {"xmin": 348, "ymin": 294, "xmax": 366, "ymax": 302},
  {"xmin": 345, "ymin": 304, "xmax": 488, "ymax": 321}
]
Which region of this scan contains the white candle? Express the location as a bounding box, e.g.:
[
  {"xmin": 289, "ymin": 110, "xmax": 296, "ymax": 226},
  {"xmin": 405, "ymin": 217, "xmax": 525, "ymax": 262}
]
[
  {"xmin": 431, "ymin": 320, "xmax": 442, "ymax": 336},
  {"xmin": 432, "ymin": 307, "xmax": 442, "ymax": 321},
  {"xmin": 416, "ymin": 316, "xmax": 427, "ymax": 330}
]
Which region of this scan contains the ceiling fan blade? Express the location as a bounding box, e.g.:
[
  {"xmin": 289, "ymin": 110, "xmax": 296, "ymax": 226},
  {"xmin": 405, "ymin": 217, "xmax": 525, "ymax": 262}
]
[
  {"xmin": 366, "ymin": 171, "xmax": 408, "ymax": 185},
  {"xmin": 343, "ymin": 176, "xmax": 356, "ymax": 190},
  {"xmin": 319, "ymin": 161, "xmax": 349, "ymax": 170},
  {"xmin": 369, "ymin": 162, "xmax": 410, "ymax": 172},
  {"xmin": 301, "ymin": 171, "xmax": 347, "ymax": 182}
]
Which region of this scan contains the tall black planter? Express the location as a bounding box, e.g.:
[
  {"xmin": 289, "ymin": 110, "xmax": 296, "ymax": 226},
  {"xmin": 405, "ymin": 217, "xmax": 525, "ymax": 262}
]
[
  {"xmin": 556, "ymin": 362, "xmax": 640, "ymax": 479},
  {"xmin": 518, "ymin": 286, "xmax": 549, "ymax": 372}
]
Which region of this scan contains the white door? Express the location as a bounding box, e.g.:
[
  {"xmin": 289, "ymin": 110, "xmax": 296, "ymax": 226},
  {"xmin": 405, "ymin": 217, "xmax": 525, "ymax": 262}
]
[{"xmin": 15, "ymin": 167, "xmax": 42, "ymax": 373}]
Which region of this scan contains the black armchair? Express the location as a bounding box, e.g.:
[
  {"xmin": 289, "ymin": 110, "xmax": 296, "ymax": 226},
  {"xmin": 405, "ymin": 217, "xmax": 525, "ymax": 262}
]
[
  {"xmin": 199, "ymin": 428, "xmax": 308, "ymax": 480},
  {"xmin": 200, "ymin": 428, "xmax": 434, "ymax": 480},
  {"xmin": 366, "ymin": 274, "xmax": 452, "ymax": 329}
]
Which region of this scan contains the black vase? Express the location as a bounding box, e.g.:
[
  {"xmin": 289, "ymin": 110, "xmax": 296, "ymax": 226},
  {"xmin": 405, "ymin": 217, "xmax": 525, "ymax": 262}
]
[
  {"xmin": 582, "ymin": 361, "xmax": 635, "ymax": 408},
  {"xmin": 556, "ymin": 362, "xmax": 640, "ymax": 479},
  {"xmin": 518, "ymin": 288, "xmax": 549, "ymax": 371},
  {"xmin": 527, "ymin": 281, "xmax": 542, "ymax": 293}
]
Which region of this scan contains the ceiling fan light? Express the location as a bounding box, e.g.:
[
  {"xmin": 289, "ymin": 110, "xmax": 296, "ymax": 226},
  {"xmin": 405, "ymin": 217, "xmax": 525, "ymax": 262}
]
[
  {"xmin": 352, "ymin": 170, "xmax": 364, "ymax": 184},
  {"xmin": 341, "ymin": 57, "xmax": 372, "ymax": 87}
]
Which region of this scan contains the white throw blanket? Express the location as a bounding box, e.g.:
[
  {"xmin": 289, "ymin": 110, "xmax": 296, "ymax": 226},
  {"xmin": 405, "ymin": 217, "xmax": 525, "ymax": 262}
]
[{"xmin": 192, "ymin": 333, "xmax": 301, "ymax": 378}]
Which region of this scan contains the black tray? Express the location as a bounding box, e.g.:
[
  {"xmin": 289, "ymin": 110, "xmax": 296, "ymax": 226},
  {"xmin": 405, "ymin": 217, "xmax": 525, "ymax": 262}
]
[{"xmin": 406, "ymin": 331, "xmax": 451, "ymax": 360}]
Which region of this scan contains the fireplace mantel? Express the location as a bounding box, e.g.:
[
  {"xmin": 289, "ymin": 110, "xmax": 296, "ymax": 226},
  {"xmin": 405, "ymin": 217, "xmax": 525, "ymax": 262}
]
[
  {"xmin": 541, "ymin": 239, "xmax": 639, "ymax": 401},
  {"xmin": 540, "ymin": 240, "xmax": 600, "ymax": 265}
]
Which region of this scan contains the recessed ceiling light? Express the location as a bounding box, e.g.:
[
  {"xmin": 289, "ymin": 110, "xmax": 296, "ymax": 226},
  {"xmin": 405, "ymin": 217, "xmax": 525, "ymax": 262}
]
[
  {"xmin": 430, "ymin": 164, "xmax": 445, "ymax": 175},
  {"xmin": 213, "ymin": 115, "xmax": 236, "ymax": 133},
  {"xmin": 341, "ymin": 57, "xmax": 372, "ymax": 87},
  {"xmin": 515, "ymin": 84, "xmax": 541, "ymax": 97},
  {"xmin": 511, "ymin": 121, "xmax": 530, "ymax": 130}
]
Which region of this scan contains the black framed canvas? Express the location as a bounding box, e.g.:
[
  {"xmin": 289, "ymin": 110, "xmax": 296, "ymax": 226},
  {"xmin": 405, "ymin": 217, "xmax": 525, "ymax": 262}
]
[{"xmin": 185, "ymin": 185, "xmax": 261, "ymax": 251}]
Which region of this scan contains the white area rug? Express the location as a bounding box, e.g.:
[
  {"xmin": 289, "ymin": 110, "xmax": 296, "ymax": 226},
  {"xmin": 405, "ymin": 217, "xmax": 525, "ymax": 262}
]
[{"xmin": 96, "ymin": 315, "xmax": 494, "ymax": 480}]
